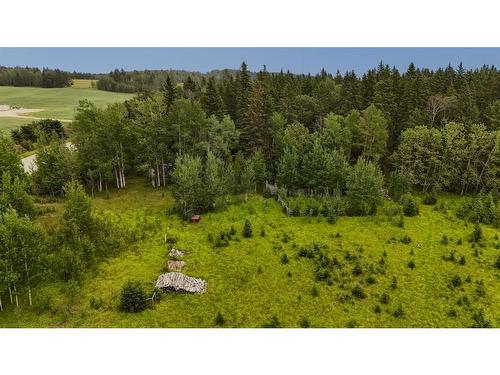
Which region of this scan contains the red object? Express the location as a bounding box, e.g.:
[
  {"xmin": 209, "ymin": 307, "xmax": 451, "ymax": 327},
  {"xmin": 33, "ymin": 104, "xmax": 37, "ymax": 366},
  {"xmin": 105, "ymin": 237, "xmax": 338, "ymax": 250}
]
[{"xmin": 191, "ymin": 215, "xmax": 201, "ymax": 223}]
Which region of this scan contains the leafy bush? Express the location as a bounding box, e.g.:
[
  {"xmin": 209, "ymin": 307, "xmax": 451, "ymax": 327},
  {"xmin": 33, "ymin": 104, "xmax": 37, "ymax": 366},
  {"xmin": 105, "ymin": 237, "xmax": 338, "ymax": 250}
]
[
  {"xmin": 390, "ymin": 276, "xmax": 398, "ymax": 289},
  {"xmin": 393, "ymin": 304, "xmax": 404, "ymax": 318},
  {"xmin": 311, "ymin": 285, "xmax": 319, "ymax": 297},
  {"xmin": 352, "ymin": 285, "xmax": 366, "ymax": 299},
  {"xmin": 495, "ymin": 255, "xmax": 500, "ymax": 269},
  {"xmin": 243, "ymin": 219, "xmax": 253, "ymax": 238},
  {"xmin": 380, "ymin": 292, "xmax": 390, "ymax": 304},
  {"xmin": 281, "ymin": 254, "xmax": 289, "ymax": 264},
  {"xmin": 215, "ymin": 312, "xmax": 225, "ymax": 326},
  {"xmin": 299, "ymin": 317, "xmax": 310, "ymax": 328},
  {"xmin": 450, "ymin": 275, "xmax": 462, "ymax": 288},
  {"xmin": 400, "ymin": 193, "xmax": 419, "ymax": 217},
  {"xmin": 400, "ymin": 235, "xmax": 412, "ymax": 244},
  {"xmin": 387, "ymin": 172, "xmax": 410, "ymax": 201},
  {"xmin": 423, "ymin": 193, "xmax": 437, "ymax": 205},
  {"xmin": 119, "ymin": 280, "xmax": 147, "ymax": 313},
  {"xmin": 471, "ymin": 223, "xmax": 482, "ymax": 243},
  {"xmin": 457, "ymin": 192, "xmax": 499, "ymax": 226},
  {"xmin": 471, "ymin": 309, "xmax": 491, "ymax": 328},
  {"xmin": 263, "ymin": 315, "xmax": 281, "ymax": 328}
]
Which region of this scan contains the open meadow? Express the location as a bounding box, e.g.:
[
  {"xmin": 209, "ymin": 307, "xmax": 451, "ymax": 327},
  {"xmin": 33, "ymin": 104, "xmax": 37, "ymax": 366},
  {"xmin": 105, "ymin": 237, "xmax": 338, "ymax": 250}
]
[
  {"xmin": 0, "ymin": 179, "xmax": 498, "ymax": 328},
  {"xmin": 0, "ymin": 82, "xmax": 133, "ymax": 131}
]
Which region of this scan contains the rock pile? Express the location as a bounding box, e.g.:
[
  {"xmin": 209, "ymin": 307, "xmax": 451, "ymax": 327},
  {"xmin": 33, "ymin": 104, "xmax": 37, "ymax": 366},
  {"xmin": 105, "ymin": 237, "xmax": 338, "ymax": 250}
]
[{"xmin": 155, "ymin": 272, "xmax": 207, "ymax": 293}]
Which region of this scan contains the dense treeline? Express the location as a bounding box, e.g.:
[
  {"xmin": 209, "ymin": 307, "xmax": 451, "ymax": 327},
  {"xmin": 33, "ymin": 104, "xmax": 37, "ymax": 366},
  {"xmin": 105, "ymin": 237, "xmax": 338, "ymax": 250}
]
[
  {"xmin": 65, "ymin": 62, "xmax": 500, "ymax": 220},
  {"xmin": 0, "ymin": 66, "xmax": 73, "ymax": 88},
  {"xmin": 96, "ymin": 68, "xmax": 246, "ymax": 93}
]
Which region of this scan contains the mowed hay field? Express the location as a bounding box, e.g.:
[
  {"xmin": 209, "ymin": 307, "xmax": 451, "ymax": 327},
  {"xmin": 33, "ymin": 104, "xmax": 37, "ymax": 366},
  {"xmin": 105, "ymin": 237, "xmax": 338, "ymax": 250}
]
[
  {"xmin": 0, "ymin": 82, "xmax": 133, "ymax": 128},
  {"xmin": 0, "ymin": 179, "xmax": 498, "ymax": 328}
]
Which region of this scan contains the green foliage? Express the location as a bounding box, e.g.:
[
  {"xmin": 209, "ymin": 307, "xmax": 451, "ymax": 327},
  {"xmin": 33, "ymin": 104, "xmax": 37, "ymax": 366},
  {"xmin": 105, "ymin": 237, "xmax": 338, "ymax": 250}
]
[
  {"xmin": 0, "ymin": 135, "xmax": 24, "ymax": 186},
  {"xmin": 400, "ymin": 193, "xmax": 420, "ymax": 217},
  {"xmin": 471, "ymin": 223, "xmax": 482, "ymax": 243},
  {"xmin": 63, "ymin": 181, "xmax": 93, "ymax": 234},
  {"xmin": 33, "ymin": 138, "xmax": 75, "ymax": 196},
  {"xmin": 387, "ymin": 172, "xmax": 410, "ymax": 201},
  {"xmin": 456, "ymin": 192, "xmax": 499, "ymax": 226},
  {"xmin": 423, "ymin": 194, "xmax": 437, "ymax": 205},
  {"xmin": 0, "ymin": 172, "xmax": 34, "ymax": 218},
  {"xmin": 243, "ymin": 219, "xmax": 253, "ymax": 238},
  {"xmin": 119, "ymin": 280, "xmax": 147, "ymax": 313},
  {"xmin": 214, "ymin": 311, "xmax": 225, "ymax": 326},
  {"xmin": 351, "ymin": 285, "xmax": 366, "ymax": 299},
  {"xmin": 346, "ymin": 158, "xmax": 384, "ymax": 216}
]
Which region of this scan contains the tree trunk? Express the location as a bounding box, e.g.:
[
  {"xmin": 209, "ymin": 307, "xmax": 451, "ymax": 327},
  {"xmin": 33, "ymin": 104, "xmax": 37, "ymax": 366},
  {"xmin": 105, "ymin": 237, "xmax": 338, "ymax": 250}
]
[
  {"xmin": 25, "ymin": 258, "xmax": 32, "ymax": 306},
  {"xmin": 13, "ymin": 284, "xmax": 18, "ymax": 307},
  {"xmin": 162, "ymin": 157, "xmax": 166, "ymax": 187},
  {"xmin": 0, "ymin": 295, "xmax": 3, "ymax": 311}
]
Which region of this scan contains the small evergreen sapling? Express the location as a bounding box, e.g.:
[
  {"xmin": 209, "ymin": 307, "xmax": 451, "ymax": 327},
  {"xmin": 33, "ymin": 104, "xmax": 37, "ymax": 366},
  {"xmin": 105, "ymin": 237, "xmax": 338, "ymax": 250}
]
[{"xmin": 243, "ymin": 219, "xmax": 253, "ymax": 238}]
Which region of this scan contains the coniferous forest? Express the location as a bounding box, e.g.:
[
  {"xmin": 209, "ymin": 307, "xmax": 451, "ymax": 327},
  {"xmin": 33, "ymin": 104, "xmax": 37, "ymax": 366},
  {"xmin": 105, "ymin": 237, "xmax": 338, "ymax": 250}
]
[{"xmin": 0, "ymin": 61, "xmax": 499, "ymax": 328}]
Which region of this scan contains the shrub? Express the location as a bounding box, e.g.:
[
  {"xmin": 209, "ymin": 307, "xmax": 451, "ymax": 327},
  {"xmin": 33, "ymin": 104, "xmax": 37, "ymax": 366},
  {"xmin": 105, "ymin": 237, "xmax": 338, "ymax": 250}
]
[
  {"xmin": 311, "ymin": 285, "xmax": 319, "ymax": 297},
  {"xmin": 423, "ymin": 193, "xmax": 437, "ymax": 205},
  {"xmin": 352, "ymin": 262, "xmax": 363, "ymax": 276},
  {"xmin": 263, "ymin": 315, "xmax": 281, "ymax": 328},
  {"xmin": 471, "ymin": 223, "xmax": 482, "ymax": 243},
  {"xmin": 440, "ymin": 235, "xmax": 449, "ymax": 245},
  {"xmin": 450, "ymin": 275, "xmax": 462, "ymax": 288},
  {"xmin": 475, "ymin": 280, "xmax": 486, "ymax": 297},
  {"xmin": 215, "ymin": 311, "xmax": 225, "ymax": 326},
  {"xmin": 471, "ymin": 309, "xmax": 491, "ymax": 328},
  {"xmin": 281, "ymin": 254, "xmax": 289, "ymax": 264},
  {"xmin": 352, "ymin": 285, "xmax": 366, "ymax": 299},
  {"xmin": 366, "ymin": 275, "xmax": 377, "ymax": 285},
  {"xmin": 380, "ymin": 292, "xmax": 390, "ymax": 304},
  {"xmin": 90, "ymin": 296, "xmax": 104, "ymax": 310},
  {"xmin": 393, "ymin": 304, "xmax": 404, "ymax": 318},
  {"xmin": 457, "ymin": 192, "xmax": 499, "ymax": 225},
  {"xmin": 400, "ymin": 193, "xmax": 419, "ymax": 217},
  {"xmin": 346, "ymin": 320, "xmax": 358, "ymax": 328},
  {"xmin": 387, "ymin": 172, "xmax": 410, "ymax": 201},
  {"xmin": 243, "ymin": 219, "xmax": 253, "ymax": 238},
  {"xmin": 400, "ymin": 235, "xmax": 412, "ymax": 244},
  {"xmin": 458, "ymin": 255, "xmax": 466, "ymax": 265},
  {"xmin": 119, "ymin": 280, "xmax": 147, "ymax": 313},
  {"xmin": 299, "ymin": 317, "xmax": 310, "ymax": 328},
  {"xmin": 495, "ymin": 255, "xmax": 500, "ymax": 269},
  {"xmin": 390, "ymin": 276, "xmax": 398, "ymax": 289}
]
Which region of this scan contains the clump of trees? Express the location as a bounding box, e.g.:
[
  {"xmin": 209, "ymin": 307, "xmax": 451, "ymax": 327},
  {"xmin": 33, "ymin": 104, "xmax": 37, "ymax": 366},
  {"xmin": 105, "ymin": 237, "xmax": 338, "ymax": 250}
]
[{"xmin": 11, "ymin": 119, "xmax": 64, "ymax": 151}]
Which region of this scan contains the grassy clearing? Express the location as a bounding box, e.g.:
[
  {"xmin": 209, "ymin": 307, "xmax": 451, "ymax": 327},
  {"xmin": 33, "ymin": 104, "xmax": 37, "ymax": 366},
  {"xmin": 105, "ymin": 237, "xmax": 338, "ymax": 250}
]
[
  {"xmin": 71, "ymin": 79, "xmax": 98, "ymax": 89},
  {"xmin": 0, "ymin": 116, "xmax": 32, "ymax": 133},
  {"xmin": 0, "ymin": 86, "xmax": 133, "ymax": 120},
  {"xmin": 0, "ymin": 179, "xmax": 498, "ymax": 327}
]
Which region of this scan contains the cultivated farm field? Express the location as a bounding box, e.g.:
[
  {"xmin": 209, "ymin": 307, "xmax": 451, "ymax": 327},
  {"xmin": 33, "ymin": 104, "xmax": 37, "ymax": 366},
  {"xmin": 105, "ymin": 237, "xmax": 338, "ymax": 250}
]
[{"xmin": 1, "ymin": 179, "xmax": 498, "ymax": 328}]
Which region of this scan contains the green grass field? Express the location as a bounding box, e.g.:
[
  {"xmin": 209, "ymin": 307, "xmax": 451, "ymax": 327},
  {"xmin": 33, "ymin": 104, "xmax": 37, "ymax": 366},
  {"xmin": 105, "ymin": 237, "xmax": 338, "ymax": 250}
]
[
  {"xmin": 1, "ymin": 179, "xmax": 498, "ymax": 328},
  {"xmin": 0, "ymin": 116, "xmax": 33, "ymax": 133},
  {"xmin": 0, "ymin": 84, "xmax": 133, "ymax": 130}
]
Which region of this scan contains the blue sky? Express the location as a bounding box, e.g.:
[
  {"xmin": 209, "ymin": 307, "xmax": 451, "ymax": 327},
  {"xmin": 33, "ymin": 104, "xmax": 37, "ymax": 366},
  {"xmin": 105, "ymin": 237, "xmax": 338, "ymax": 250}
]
[{"xmin": 0, "ymin": 48, "xmax": 498, "ymax": 74}]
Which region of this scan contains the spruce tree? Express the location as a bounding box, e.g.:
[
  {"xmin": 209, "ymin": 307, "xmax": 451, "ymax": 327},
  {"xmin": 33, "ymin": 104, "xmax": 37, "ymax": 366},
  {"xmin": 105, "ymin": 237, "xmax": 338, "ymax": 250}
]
[
  {"xmin": 161, "ymin": 75, "xmax": 177, "ymax": 111},
  {"xmin": 202, "ymin": 77, "xmax": 225, "ymax": 121}
]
